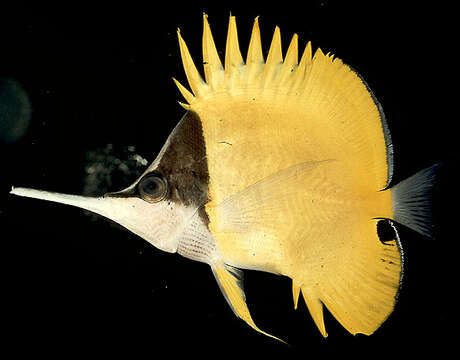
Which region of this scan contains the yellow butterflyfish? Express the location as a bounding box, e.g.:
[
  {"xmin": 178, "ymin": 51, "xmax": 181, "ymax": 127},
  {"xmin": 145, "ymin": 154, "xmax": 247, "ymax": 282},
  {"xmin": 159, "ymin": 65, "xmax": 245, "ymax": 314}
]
[{"xmin": 10, "ymin": 14, "xmax": 439, "ymax": 342}]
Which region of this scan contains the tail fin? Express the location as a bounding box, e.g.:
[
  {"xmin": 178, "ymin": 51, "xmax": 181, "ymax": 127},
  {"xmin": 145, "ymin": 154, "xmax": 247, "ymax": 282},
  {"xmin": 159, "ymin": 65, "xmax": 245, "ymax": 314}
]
[{"xmin": 391, "ymin": 164, "xmax": 440, "ymax": 238}]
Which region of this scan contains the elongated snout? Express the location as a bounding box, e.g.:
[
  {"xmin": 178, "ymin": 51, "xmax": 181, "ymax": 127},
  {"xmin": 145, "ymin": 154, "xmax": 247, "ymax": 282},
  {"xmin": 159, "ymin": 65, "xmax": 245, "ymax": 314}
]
[
  {"xmin": 10, "ymin": 187, "xmax": 109, "ymax": 214},
  {"xmin": 9, "ymin": 186, "xmax": 196, "ymax": 254}
]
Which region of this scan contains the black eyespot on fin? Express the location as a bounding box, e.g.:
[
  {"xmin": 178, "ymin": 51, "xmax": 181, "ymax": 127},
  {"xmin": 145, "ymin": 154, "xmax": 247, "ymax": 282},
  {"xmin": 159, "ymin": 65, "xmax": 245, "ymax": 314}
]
[{"xmin": 377, "ymin": 219, "xmax": 398, "ymax": 244}]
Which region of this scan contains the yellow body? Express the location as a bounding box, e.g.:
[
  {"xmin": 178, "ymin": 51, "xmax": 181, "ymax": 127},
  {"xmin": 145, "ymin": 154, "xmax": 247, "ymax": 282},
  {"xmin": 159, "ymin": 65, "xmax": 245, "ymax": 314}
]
[
  {"xmin": 9, "ymin": 14, "xmax": 435, "ymax": 342},
  {"xmin": 176, "ymin": 15, "xmax": 401, "ymax": 337}
]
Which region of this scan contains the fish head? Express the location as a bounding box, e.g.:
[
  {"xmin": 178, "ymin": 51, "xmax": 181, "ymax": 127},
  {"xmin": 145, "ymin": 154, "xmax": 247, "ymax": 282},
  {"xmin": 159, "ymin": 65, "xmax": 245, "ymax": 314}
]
[{"xmin": 10, "ymin": 111, "xmax": 210, "ymax": 254}]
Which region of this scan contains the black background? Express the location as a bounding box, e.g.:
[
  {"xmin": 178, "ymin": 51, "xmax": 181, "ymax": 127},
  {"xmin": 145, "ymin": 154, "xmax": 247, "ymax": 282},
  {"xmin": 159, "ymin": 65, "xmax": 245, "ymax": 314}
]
[{"xmin": 1, "ymin": 0, "xmax": 457, "ymax": 356}]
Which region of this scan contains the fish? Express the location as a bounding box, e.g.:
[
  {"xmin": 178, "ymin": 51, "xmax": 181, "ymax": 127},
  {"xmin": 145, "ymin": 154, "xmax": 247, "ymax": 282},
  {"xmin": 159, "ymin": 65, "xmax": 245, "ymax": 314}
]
[{"xmin": 10, "ymin": 14, "xmax": 439, "ymax": 341}]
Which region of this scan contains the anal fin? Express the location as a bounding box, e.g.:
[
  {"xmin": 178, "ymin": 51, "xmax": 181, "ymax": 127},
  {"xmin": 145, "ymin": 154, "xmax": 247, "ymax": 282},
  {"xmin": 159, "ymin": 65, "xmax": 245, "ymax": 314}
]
[
  {"xmin": 212, "ymin": 263, "xmax": 285, "ymax": 343},
  {"xmin": 287, "ymin": 217, "xmax": 403, "ymax": 337},
  {"xmin": 292, "ymin": 280, "xmax": 301, "ymax": 310},
  {"xmin": 293, "ymin": 279, "xmax": 328, "ymax": 337},
  {"xmin": 301, "ymin": 289, "xmax": 328, "ymax": 338}
]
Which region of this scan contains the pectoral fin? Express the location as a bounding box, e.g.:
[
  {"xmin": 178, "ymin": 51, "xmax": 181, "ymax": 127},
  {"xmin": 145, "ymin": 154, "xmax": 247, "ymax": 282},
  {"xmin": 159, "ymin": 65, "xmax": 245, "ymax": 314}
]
[
  {"xmin": 212, "ymin": 263, "xmax": 285, "ymax": 343},
  {"xmin": 212, "ymin": 160, "xmax": 333, "ymax": 234}
]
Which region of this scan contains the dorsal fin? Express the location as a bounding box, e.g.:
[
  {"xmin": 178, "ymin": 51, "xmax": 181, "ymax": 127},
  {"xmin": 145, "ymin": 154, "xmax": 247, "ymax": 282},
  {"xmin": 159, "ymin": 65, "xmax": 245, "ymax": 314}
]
[
  {"xmin": 174, "ymin": 14, "xmax": 317, "ymax": 103},
  {"xmin": 174, "ymin": 15, "xmax": 391, "ymax": 192}
]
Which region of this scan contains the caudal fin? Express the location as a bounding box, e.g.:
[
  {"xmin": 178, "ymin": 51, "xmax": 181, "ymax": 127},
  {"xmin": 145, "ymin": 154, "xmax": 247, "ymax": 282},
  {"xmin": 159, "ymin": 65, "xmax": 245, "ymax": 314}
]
[{"xmin": 391, "ymin": 164, "xmax": 440, "ymax": 238}]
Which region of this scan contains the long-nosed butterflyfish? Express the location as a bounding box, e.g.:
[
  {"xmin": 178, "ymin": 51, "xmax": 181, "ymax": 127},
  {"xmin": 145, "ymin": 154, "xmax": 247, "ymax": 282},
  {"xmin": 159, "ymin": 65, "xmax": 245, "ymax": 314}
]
[{"xmin": 10, "ymin": 14, "xmax": 439, "ymax": 342}]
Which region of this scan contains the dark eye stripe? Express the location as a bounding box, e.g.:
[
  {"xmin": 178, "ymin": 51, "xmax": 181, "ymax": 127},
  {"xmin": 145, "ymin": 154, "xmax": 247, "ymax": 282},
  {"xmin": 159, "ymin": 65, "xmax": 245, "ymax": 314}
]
[{"xmin": 138, "ymin": 174, "xmax": 168, "ymax": 203}]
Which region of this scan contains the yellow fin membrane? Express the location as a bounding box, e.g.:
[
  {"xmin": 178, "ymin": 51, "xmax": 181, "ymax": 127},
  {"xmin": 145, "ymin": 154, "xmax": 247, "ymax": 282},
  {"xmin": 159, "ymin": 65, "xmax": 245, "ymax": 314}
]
[
  {"xmin": 301, "ymin": 290, "xmax": 327, "ymax": 338},
  {"xmin": 292, "ymin": 280, "xmax": 301, "ymax": 310},
  {"xmin": 212, "ymin": 263, "xmax": 285, "ymax": 343},
  {"xmin": 303, "ymin": 219, "xmax": 402, "ymax": 335}
]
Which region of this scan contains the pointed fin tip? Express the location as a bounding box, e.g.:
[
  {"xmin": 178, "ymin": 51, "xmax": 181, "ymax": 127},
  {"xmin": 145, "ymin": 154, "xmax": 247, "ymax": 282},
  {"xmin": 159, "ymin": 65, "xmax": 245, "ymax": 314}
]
[
  {"xmin": 172, "ymin": 77, "xmax": 195, "ymax": 104},
  {"xmin": 252, "ymin": 16, "xmax": 260, "ymax": 33},
  {"xmin": 177, "ymin": 26, "xmax": 206, "ymax": 97},
  {"xmin": 287, "ymin": 34, "xmax": 299, "ymax": 63},
  {"xmin": 252, "ymin": 15, "xmax": 260, "ymax": 31},
  {"xmin": 202, "ymin": 13, "xmax": 207, "ymax": 28},
  {"xmin": 225, "ymin": 14, "xmax": 244, "ymax": 69},
  {"xmin": 203, "ymin": 13, "xmax": 208, "ymax": 28},
  {"xmin": 304, "ymin": 41, "xmax": 313, "ymax": 58},
  {"xmin": 174, "ymin": 16, "xmax": 329, "ymax": 104},
  {"xmin": 202, "ymin": 13, "xmax": 211, "ymax": 29},
  {"xmin": 212, "ymin": 263, "xmax": 287, "ymax": 344},
  {"xmin": 278, "ymin": 33, "xmax": 299, "ymax": 82},
  {"xmin": 296, "ymin": 40, "xmax": 312, "ymax": 71},
  {"xmin": 292, "ymin": 280, "xmax": 301, "ymax": 310},
  {"xmin": 266, "ymin": 25, "xmax": 282, "ymax": 65},
  {"xmin": 246, "ymin": 15, "xmax": 263, "ymax": 65},
  {"xmin": 250, "ymin": 323, "xmax": 288, "ymax": 344},
  {"xmin": 314, "ymin": 46, "xmax": 325, "ymax": 60},
  {"xmin": 302, "ymin": 289, "xmax": 328, "ymax": 338},
  {"xmin": 202, "ymin": 11, "xmax": 224, "ymax": 85},
  {"xmin": 178, "ymin": 101, "xmax": 191, "ymax": 110}
]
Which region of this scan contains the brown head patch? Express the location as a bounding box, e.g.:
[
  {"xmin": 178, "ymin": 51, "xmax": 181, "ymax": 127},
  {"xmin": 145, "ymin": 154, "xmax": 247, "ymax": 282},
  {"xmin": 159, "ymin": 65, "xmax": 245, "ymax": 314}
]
[
  {"xmin": 155, "ymin": 111, "xmax": 209, "ymax": 210},
  {"xmin": 106, "ymin": 111, "xmax": 210, "ymax": 223}
]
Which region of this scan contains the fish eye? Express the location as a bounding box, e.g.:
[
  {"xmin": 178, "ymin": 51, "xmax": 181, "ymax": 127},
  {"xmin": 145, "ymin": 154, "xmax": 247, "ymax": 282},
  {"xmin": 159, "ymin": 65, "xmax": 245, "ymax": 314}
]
[{"xmin": 138, "ymin": 174, "xmax": 168, "ymax": 203}]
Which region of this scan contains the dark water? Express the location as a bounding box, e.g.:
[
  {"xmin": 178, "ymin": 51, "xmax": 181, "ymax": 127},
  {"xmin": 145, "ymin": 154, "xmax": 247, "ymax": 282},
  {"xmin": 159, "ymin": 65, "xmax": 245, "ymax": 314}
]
[{"xmin": 1, "ymin": 1, "xmax": 457, "ymax": 356}]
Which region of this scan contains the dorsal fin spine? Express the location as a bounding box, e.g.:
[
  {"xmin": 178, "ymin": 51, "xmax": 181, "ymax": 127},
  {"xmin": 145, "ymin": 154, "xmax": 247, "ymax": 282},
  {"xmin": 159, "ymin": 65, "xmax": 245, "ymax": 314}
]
[
  {"xmin": 225, "ymin": 15, "xmax": 244, "ymax": 91},
  {"xmin": 279, "ymin": 33, "xmax": 299, "ymax": 88},
  {"xmin": 266, "ymin": 26, "xmax": 283, "ymax": 66},
  {"xmin": 290, "ymin": 41, "xmax": 313, "ymax": 93},
  {"xmin": 299, "ymin": 47, "xmax": 327, "ymax": 100},
  {"xmin": 202, "ymin": 14, "xmax": 224, "ymax": 90},
  {"xmin": 263, "ymin": 26, "xmax": 283, "ymax": 88},
  {"xmin": 246, "ymin": 17, "xmax": 264, "ymax": 66},
  {"xmin": 244, "ymin": 16, "xmax": 264, "ymax": 88},
  {"xmin": 177, "ymin": 28, "xmax": 207, "ymax": 99},
  {"xmin": 174, "ymin": 16, "xmax": 325, "ymax": 106},
  {"xmin": 172, "ymin": 77, "xmax": 195, "ymax": 105}
]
